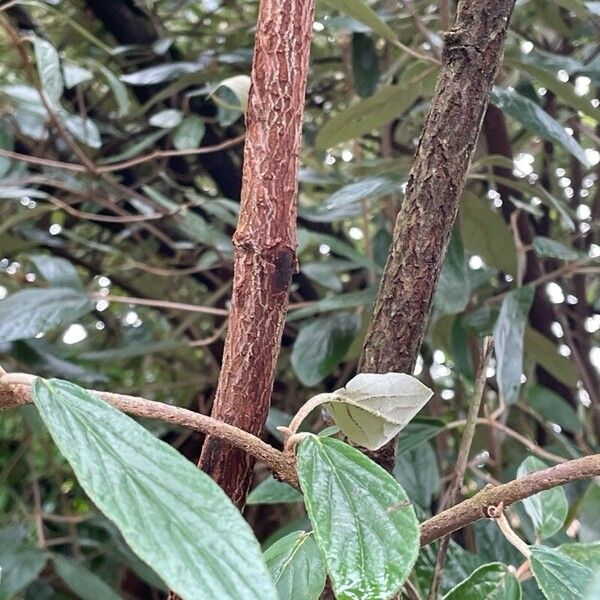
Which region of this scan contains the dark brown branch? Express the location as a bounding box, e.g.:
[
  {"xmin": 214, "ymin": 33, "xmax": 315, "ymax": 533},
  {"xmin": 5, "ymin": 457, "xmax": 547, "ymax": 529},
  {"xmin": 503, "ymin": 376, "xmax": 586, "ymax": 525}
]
[{"xmin": 420, "ymin": 453, "xmax": 600, "ymax": 546}]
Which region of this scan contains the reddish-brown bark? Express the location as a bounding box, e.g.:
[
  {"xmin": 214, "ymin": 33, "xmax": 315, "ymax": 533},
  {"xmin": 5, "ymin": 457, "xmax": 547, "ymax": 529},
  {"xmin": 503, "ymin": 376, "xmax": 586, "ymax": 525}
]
[{"xmin": 197, "ymin": 0, "xmax": 316, "ymax": 507}]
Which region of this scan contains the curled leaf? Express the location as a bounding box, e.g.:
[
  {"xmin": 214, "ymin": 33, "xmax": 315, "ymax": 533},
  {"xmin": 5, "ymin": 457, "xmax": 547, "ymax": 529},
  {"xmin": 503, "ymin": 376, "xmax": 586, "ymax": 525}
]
[{"xmin": 326, "ymin": 372, "xmax": 433, "ymax": 450}]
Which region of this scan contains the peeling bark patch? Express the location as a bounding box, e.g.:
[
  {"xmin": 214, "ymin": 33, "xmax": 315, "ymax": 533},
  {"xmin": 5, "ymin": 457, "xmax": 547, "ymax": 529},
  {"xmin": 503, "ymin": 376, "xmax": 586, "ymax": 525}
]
[{"xmin": 272, "ymin": 247, "xmax": 295, "ymax": 293}]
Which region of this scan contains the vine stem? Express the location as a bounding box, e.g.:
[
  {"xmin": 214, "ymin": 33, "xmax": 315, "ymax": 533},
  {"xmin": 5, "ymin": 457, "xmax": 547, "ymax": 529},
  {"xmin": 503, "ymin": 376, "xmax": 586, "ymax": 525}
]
[
  {"xmin": 0, "ymin": 372, "xmax": 298, "ymax": 488},
  {"xmin": 278, "ymin": 393, "xmax": 338, "ymax": 448},
  {"xmin": 487, "ymin": 503, "xmax": 532, "ymax": 559}
]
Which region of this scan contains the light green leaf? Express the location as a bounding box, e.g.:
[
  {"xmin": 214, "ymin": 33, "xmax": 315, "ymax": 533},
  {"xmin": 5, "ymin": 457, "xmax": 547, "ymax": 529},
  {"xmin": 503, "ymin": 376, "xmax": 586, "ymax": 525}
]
[
  {"xmin": 60, "ymin": 112, "xmax": 101, "ymax": 148},
  {"xmin": 322, "ymin": 0, "xmax": 396, "ymax": 43},
  {"xmin": 315, "ymin": 79, "xmax": 435, "ymax": 149},
  {"xmin": 149, "ymin": 109, "xmax": 183, "ymax": 129},
  {"xmin": 33, "ymin": 36, "xmax": 63, "ymax": 105},
  {"xmin": 32, "ymin": 379, "xmax": 278, "ymax": 600},
  {"xmin": 121, "ymin": 62, "xmax": 202, "ymax": 86},
  {"xmin": 213, "ymin": 75, "xmax": 251, "ymax": 112},
  {"xmin": 0, "ymin": 288, "xmax": 94, "ymax": 343},
  {"xmin": 524, "ymin": 328, "xmax": 578, "ymax": 388},
  {"xmin": 530, "ymin": 545, "xmax": 593, "ymax": 600},
  {"xmin": 291, "ymin": 313, "xmax": 360, "ymax": 386},
  {"xmin": 93, "ymin": 62, "xmax": 131, "ymax": 117},
  {"xmin": 532, "ymin": 237, "xmax": 580, "ymax": 261},
  {"xmin": 494, "ymin": 286, "xmax": 535, "ymax": 404},
  {"xmin": 26, "ymin": 254, "xmax": 83, "ymax": 289},
  {"xmin": 517, "ymin": 457, "xmax": 568, "ymax": 539},
  {"xmin": 263, "ymin": 531, "xmax": 326, "ymax": 600},
  {"xmin": 435, "ymin": 229, "xmax": 470, "ymax": 315},
  {"xmin": 52, "ymin": 555, "xmax": 121, "ymax": 600},
  {"xmin": 557, "ymin": 542, "xmax": 600, "ymax": 570},
  {"xmin": 442, "ymin": 562, "xmax": 521, "ymax": 600},
  {"xmin": 460, "ymin": 192, "xmax": 517, "ymax": 276},
  {"xmin": 0, "ymin": 117, "xmax": 14, "ymax": 178},
  {"xmin": 62, "ymin": 63, "xmax": 93, "ymax": 89},
  {"xmin": 173, "ymin": 115, "xmax": 206, "ymax": 150},
  {"xmin": 247, "ymin": 476, "xmax": 304, "ymax": 505},
  {"xmin": 326, "ymin": 372, "xmax": 433, "ymax": 450},
  {"xmin": 490, "ymin": 86, "xmax": 589, "ymax": 166},
  {"xmin": 297, "ymin": 436, "xmax": 419, "ymax": 600},
  {"xmin": 0, "ymin": 547, "xmax": 47, "ymax": 600}
]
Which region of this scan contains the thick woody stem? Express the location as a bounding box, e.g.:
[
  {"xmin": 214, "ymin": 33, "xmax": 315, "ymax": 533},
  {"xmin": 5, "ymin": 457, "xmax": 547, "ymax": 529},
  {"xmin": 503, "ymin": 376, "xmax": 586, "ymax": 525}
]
[{"xmin": 196, "ymin": 0, "xmax": 316, "ymax": 508}]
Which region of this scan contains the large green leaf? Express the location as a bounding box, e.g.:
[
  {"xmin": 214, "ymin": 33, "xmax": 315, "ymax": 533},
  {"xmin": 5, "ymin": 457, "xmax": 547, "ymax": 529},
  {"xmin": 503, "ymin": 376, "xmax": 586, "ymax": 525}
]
[
  {"xmin": 493, "ymin": 286, "xmax": 535, "ymax": 404},
  {"xmin": 394, "ymin": 442, "xmax": 440, "ymax": 511},
  {"xmin": 31, "ymin": 379, "xmax": 277, "ymax": 600},
  {"xmin": 530, "ymin": 545, "xmax": 593, "ymax": 600},
  {"xmin": 315, "ymin": 79, "xmax": 434, "ymax": 149},
  {"xmin": 532, "ymin": 237, "xmax": 580, "ymax": 261},
  {"xmin": 490, "ymin": 86, "xmax": 589, "ymax": 166},
  {"xmin": 291, "ymin": 313, "xmax": 360, "ymax": 386},
  {"xmin": 263, "ymin": 531, "xmax": 326, "ymax": 600},
  {"xmin": 0, "ymin": 288, "xmax": 94, "ymax": 344},
  {"xmin": 557, "ymin": 543, "xmax": 600, "ymax": 570},
  {"xmin": 442, "ymin": 562, "xmax": 521, "ymax": 600},
  {"xmin": 26, "ymin": 254, "xmax": 83, "ymax": 289},
  {"xmin": 246, "ymin": 476, "xmax": 304, "ymax": 505},
  {"xmin": 326, "ymin": 372, "xmax": 433, "ymax": 450},
  {"xmin": 322, "ymin": 0, "xmax": 396, "ymax": 43},
  {"xmin": 297, "ymin": 435, "xmax": 419, "ymax": 600},
  {"xmin": 524, "ymin": 328, "xmax": 579, "ymax": 388},
  {"xmin": 33, "ymin": 36, "xmax": 63, "ymax": 105},
  {"xmin": 52, "ymin": 555, "xmax": 122, "ymax": 600},
  {"xmin": 517, "ymin": 456, "xmax": 568, "ymax": 539},
  {"xmin": 527, "ymin": 385, "xmax": 582, "ymax": 434},
  {"xmin": 0, "ymin": 548, "xmax": 47, "ymax": 600}
]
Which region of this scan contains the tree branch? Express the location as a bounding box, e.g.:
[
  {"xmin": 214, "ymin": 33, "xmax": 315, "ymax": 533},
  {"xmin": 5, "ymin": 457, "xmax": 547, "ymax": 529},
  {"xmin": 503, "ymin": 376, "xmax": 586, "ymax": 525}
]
[
  {"xmin": 0, "ymin": 373, "xmax": 298, "ymax": 488},
  {"xmin": 420, "ymin": 453, "xmax": 600, "ymax": 546}
]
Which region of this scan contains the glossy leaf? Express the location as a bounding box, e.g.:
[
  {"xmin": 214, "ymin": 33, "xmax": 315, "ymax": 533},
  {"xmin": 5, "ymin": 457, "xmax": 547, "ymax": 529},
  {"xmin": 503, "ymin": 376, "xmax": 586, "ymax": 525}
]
[
  {"xmin": 322, "ymin": 0, "xmax": 396, "ymax": 43},
  {"xmin": 490, "ymin": 86, "xmax": 589, "ymax": 166},
  {"xmin": 26, "ymin": 254, "xmax": 83, "ymax": 289},
  {"xmin": 530, "ymin": 545, "xmax": 593, "ymax": 600},
  {"xmin": 442, "ymin": 562, "xmax": 521, "ymax": 600},
  {"xmin": 246, "ymin": 476, "xmax": 303, "ymax": 505},
  {"xmin": 291, "ymin": 313, "xmax": 360, "ymax": 386},
  {"xmin": 326, "ymin": 372, "xmax": 433, "ymax": 450},
  {"xmin": 149, "ymin": 108, "xmax": 183, "ymax": 129},
  {"xmin": 297, "ymin": 435, "xmax": 419, "ymax": 600},
  {"xmin": 63, "ymin": 63, "xmax": 93, "ymax": 88},
  {"xmin": 52, "ymin": 555, "xmax": 121, "ymax": 600},
  {"xmin": 121, "ymin": 62, "xmax": 202, "ymax": 85},
  {"xmin": 173, "ymin": 115, "xmax": 206, "ymax": 150},
  {"xmin": 33, "ymin": 36, "xmax": 63, "ymax": 105},
  {"xmin": 0, "ymin": 288, "xmax": 94, "ymax": 344},
  {"xmin": 263, "ymin": 531, "xmax": 326, "ymax": 600},
  {"xmin": 517, "ymin": 456, "xmax": 568, "ymax": 539},
  {"xmin": 32, "ymin": 379, "xmax": 277, "ymax": 600},
  {"xmin": 60, "ymin": 112, "xmax": 102, "ymax": 148},
  {"xmin": 494, "ymin": 285, "xmax": 535, "ymax": 404}
]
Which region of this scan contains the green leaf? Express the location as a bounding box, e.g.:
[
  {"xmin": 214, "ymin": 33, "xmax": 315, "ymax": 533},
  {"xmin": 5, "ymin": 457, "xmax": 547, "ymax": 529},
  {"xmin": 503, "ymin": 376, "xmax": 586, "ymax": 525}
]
[
  {"xmin": 0, "ymin": 288, "xmax": 94, "ymax": 344},
  {"xmin": 246, "ymin": 476, "xmax": 304, "ymax": 505},
  {"xmin": 490, "ymin": 86, "xmax": 589, "ymax": 166},
  {"xmin": 530, "ymin": 545, "xmax": 593, "ymax": 600},
  {"xmin": 263, "ymin": 531, "xmax": 326, "ymax": 600},
  {"xmin": 213, "ymin": 75, "xmax": 251, "ymax": 112},
  {"xmin": 52, "ymin": 555, "xmax": 121, "ymax": 600},
  {"xmin": 532, "ymin": 237, "xmax": 580, "ymax": 261},
  {"xmin": 326, "ymin": 372, "xmax": 433, "ymax": 450},
  {"xmin": 63, "ymin": 63, "xmax": 93, "ymax": 88},
  {"xmin": 291, "ymin": 313, "xmax": 360, "ymax": 386},
  {"xmin": 315, "ymin": 79, "xmax": 435, "ymax": 149},
  {"xmin": 394, "ymin": 442, "xmax": 440, "ymax": 510},
  {"xmin": 26, "ymin": 254, "xmax": 83, "ymax": 289},
  {"xmin": 297, "ymin": 436, "xmax": 419, "ymax": 600},
  {"xmin": 0, "ymin": 547, "xmax": 47, "ymax": 600},
  {"xmin": 460, "ymin": 192, "xmax": 517, "ymax": 276},
  {"xmin": 33, "ymin": 36, "xmax": 63, "ymax": 105},
  {"xmin": 557, "ymin": 543, "xmax": 600, "ymax": 570},
  {"xmin": 121, "ymin": 62, "xmax": 202, "ymax": 86},
  {"xmin": 396, "ymin": 418, "xmax": 444, "ymax": 455},
  {"xmin": 434, "ymin": 229, "xmax": 470, "ymax": 315},
  {"xmin": 442, "ymin": 562, "xmax": 521, "ymax": 600},
  {"xmin": 31, "ymin": 379, "xmax": 277, "ymax": 600},
  {"xmin": 173, "ymin": 115, "xmax": 206, "ymax": 150},
  {"xmin": 60, "ymin": 112, "xmax": 102, "ymax": 148},
  {"xmin": 352, "ymin": 33, "xmax": 380, "ymax": 98},
  {"xmin": 149, "ymin": 109, "xmax": 183, "ymax": 129},
  {"xmin": 322, "ymin": 0, "xmax": 397, "ymax": 42},
  {"xmin": 0, "ymin": 117, "xmax": 14, "ymax": 177},
  {"xmin": 93, "ymin": 61, "xmax": 131, "ymax": 117},
  {"xmin": 493, "ymin": 286, "xmax": 535, "ymax": 404},
  {"xmin": 527, "ymin": 385, "xmax": 582, "ymax": 434},
  {"xmin": 517, "ymin": 457, "xmax": 568, "ymax": 539}
]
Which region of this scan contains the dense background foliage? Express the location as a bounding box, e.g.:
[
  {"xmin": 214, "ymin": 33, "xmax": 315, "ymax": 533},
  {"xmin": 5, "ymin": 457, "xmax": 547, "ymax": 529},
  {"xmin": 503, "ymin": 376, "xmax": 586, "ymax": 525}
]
[{"xmin": 0, "ymin": 0, "xmax": 599, "ymax": 597}]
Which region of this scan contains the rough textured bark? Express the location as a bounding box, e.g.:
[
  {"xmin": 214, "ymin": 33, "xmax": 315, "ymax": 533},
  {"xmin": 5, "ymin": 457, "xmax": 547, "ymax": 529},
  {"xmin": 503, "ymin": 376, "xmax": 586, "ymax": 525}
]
[
  {"xmin": 357, "ymin": 0, "xmax": 516, "ymax": 470},
  {"xmin": 197, "ymin": 0, "xmax": 316, "ymax": 507}
]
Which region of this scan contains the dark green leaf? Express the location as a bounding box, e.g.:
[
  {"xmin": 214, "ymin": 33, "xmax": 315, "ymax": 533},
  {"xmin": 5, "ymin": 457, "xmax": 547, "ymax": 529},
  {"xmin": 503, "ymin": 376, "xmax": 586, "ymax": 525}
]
[
  {"xmin": 26, "ymin": 254, "xmax": 83, "ymax": 289},
  {"xmin": 0, "ymin": 288, "xmax": 94, "ymax": 343},
  {"xmin": 494, "ymin": 285, "xmax": 535, "ymax": 404},
  {"xmin": 297, "ymin": 436, "xmax": 419, "ymax": 600},
  {"xmin": 394, "ymin": 442, "xmax": 440, "ymax": 511},
  {"xmin": 517, "ymin": 456, "xmax": 568, "ymax": 539},
  {"xmin": 532, "ymin": 237, "xmax": 580, "ymax": 261},
  {"xmin": 490, "ymin": 86, "xmax": 589, "ymax": 166},
  {"xmin": 291, "ymin": 313, "xmax": 360, "ymax": 386},
  {"xmin": 435, "ymin": 229, "xmax": 470, "ymax": 315},
  {"xmin": 527, "ymin": 385, "xmax": 581, "ymax": 434},
  {"xmin": 396, "ymin": 418, "xmax": 444, "ymax": 455},
  {"xmin": 322, "ymin": 0, "xmax": 396, "ymax": 42},
  {"xmin": 32, "ymin": 379, "xmax": 277, "ymax": 600},
  {"xmin": 442, "ymin": 562, "xmax": 521, "ymax": 600},
  {"xmin": 263, "ymin": 531, "xmax": 326, "ymax": 600},
  {"xmin": 0, "ymin": 547, "xmax": 47, "ymax": 600},
  {"xmin": 525, "ymin": 328, "xmax": 579, "ymax": 388},
  {"xmin": 52, "ymin": 555, "xmax": 122, "ymax": 600},
  {"xmin": 247, "ymin": 476, "xmax": 303, "ymax": 505},
  {"xmin": 530, "ymin": 545, "xmax": 593, "ymax": 600},
  {"xmin": 352, "ymin": 33, "xmax": 379, "ymax": 98}
]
